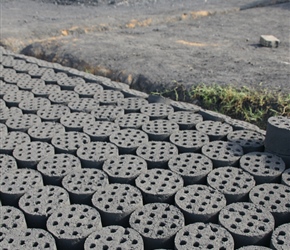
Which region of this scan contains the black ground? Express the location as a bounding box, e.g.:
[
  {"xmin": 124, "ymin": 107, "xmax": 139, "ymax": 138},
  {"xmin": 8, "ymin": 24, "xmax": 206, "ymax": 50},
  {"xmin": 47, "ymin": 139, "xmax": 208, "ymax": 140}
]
[{"xmin": 1, "ymin": 0, "xmax": 290, "ymax": 94}]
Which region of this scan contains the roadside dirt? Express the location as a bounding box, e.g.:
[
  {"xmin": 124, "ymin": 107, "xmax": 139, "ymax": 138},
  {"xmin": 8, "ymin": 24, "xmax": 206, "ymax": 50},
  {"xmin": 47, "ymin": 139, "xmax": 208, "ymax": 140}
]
[{"xmin": 1, "ymin": 0, "xmax": 289, "ymax": 94}]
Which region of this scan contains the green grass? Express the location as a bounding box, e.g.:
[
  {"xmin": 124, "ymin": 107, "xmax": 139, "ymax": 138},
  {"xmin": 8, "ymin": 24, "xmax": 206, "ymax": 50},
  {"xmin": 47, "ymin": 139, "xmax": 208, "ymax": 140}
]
[{"xmin": 151, "ymin": 84, "xmax": 290, "ymax": 129}]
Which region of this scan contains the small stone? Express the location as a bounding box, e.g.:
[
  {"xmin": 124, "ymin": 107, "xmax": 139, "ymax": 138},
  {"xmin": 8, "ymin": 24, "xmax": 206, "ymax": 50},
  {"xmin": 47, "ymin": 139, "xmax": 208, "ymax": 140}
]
[{"xmin": 260, "ymin": 35, "xmax": 280, "ymax": 48}]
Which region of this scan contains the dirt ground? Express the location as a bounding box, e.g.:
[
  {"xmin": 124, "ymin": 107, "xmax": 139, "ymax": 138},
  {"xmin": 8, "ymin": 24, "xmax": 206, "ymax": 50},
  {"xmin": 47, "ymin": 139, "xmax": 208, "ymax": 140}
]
[{"xmin": 1, "ymin": 0, "xmax": 290, "ymax": 94}]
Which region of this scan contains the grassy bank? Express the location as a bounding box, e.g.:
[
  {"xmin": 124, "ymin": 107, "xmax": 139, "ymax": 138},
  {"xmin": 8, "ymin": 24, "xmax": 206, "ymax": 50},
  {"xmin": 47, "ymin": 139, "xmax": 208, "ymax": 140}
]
[{"xmin": 151, "ymin": 84, "xmax": 290, "ymax": 129}]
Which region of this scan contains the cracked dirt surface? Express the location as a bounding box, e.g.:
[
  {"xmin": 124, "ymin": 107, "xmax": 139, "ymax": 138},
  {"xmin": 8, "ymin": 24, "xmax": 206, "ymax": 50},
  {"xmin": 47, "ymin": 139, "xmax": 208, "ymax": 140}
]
[{"xmin": 1, "ymin": 0, "xmax": 290, "ymax": 93}]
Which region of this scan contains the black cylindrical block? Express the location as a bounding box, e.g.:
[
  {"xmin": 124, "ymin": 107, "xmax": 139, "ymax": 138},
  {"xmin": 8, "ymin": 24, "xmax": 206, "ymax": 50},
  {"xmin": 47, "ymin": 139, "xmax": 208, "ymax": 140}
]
[
  {"xmin": 18, "ymin": 185, "xmax": 70, "ymax": 229},
  {"xmin": 240, "ymin": 152, "xmax": 285, "ymax": 184},
  {"xmin": 109, "ymin": 128, "xmax": 149, "ymax": 154},
  {"xmin": 174, "ymin": 222, "xmax": 235, "ymax": 250},
  {"xmin": 13, "ymin": 141, "xmax": 55, "ymax": 169},
  {"xmin": 136, "ymin": 141, "xmax": 178, "ymax": 169},
  {"xmin": 249, "ymin": 183, "xmax": 290, "ymax": 226},
  {"xmin": 102, "ymin": 154, "xmax": 147, "ymax": 184},
  {"xmin": 135, "ymin": 168, "xmax": 183, "ymax": 204},
  {"xmin": 46, "ymin": 204, "xmax": 102, "ymax": 250},
  {"xmin": 0, "ymin": 168, "xmax": 43, "ymax": 207},
  {"xmin": 175, "ymin": 184, "xmax": 226, "ymax": 224},
  {"xmin": 84, "ymin": 225, "xmax": 144, "ymax": 250},
  {"xmin": 129, "ymin": 203, "xmax": 184, "ymax": 249},
  {"xmin": 219, "ymin": 202, "xmax": 275, "ymax": 248},
  {"xmin": 62, "ymin": 168, "xmax": 109, "ymax": 205},
  {"xmin": 76, "ymin": 141, "xmax": 118, "ymax": 169},
  {"xmin": 91, "ymin": 183, "xmax": 143, "ymax": 227},
  {"xmin": 37, "ymin": 153, "xmax": 82, "ymax": 186},
  {"xmin": 207, "ymin": 166, "xmax": 256, "ymax": 204}
]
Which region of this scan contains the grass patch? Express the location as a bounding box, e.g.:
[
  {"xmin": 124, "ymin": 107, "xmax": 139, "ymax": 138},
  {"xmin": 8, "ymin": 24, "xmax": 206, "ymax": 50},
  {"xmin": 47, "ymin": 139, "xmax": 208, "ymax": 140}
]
[{"xmin": 151, "ymin": 84, "xmax": 290, "ymax": 129}]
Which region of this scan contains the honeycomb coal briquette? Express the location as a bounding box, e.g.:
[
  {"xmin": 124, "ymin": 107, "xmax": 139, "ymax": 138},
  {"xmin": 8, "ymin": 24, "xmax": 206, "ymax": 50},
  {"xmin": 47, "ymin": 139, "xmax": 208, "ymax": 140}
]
[
  {"xmin": 28, "ymin": 122, "xmax": 65, "ymax": 142},
  {"xmin": 115, "ymin": 112, "xmax": 150, "ymax": 129},
  {"xmin": 61, "ymin": 168, "xmax": 109, "ymax": 205},
  {"xmin": 121, "ymin": 88, "xmax": 149, "ymax": 98},
  {"xmin": 91, "ymin": 183, "xmax": 143, "ymax": 226},
  {"xmin": 0, "ymin": 168, "xmax": 43, "ymax": 207},
  {"xmin": 201, "ymin": 140, "xmax": 244, "ymax": 168},
  {"xmin": 76, "ymin": 141, "xmax": 118, "ymax": 168},
  {"xmin": 135, "ymin": 168, "xmax": 183, "ymax": 204},
  {"xmin": 109, "ymin": 128, "xmax": 149, "ymax": 154},
  {"xmin": 249, "ymin": 183, "xmax": 290, "ymax": 226},
  {"xmin": 18, "ymin": 97, "xmax": 51, "ymax": 114},
  {"xmin": 41, "ymin": 71, "xmax": 68, "ymax": 84},
  {"xmin": 5, "ymin": 113, "xmax": 41, "ymax": 132},
  {"xmin": 0, "ymin": 68, "xmax": 17, "ymax": 81},
  {"xmin": 265, "ymin": 116, "xmax": 290, "ymax": 156},
  {"xmin": 68, "ymin": 98, "xmax": 100, "ymax": 113},
  {"xmin": 13, "ymin": 141, "xmax": 55, "ymax": 169},
  {"xmin": 0, "ymin": 84, "xmax": 19, "ymax": 98},
  {"xmin": 0, "ymin": 228, "xmax": 57, "ymax": 250},
  {"xmin": 18, "ymin": 185, "xmax": 70, "ymax": 229},
  {"xmin": 129, "ymin": 203, "xmax": 184, "ymax": 249},
  {"xmin": 227, "ymin": 130, "xmax": 265, "ymax": 153},
  {"xmin": 17, "ymin": 78, "xmax": 45, "ymax": 91},
  {"xmin": 117, "ymin": 97, "xmax": 149, "ymax": 113},
  {"xmin": 46, "ymin": 204, "xmax": 102, "ymax": 250},
  {"xmin": 174, "ymin": 222, "xmax": 234, "ymax": 250},
  {"xmin": 168, "ymin": 153, "xmax": 213, "ymax": 186},
  {"xmin": 51, "ymin": 131, "xmax": 90, "ymax": 154},
  {"xmin": 142, "ymin": 120, "xmax": 179, "ymax": 141},
  {"xmin": 3, "ymin": 73, "xmax": 30, "ymax": 85},
  {"xmin": 83, "ymin": 120, "xmax": 120, "ymax": 141},
  {"xmin": 37, "ymin": 153, "xmax": 82, "ymax": 185},
  {"xmin": 32, "ymin": 84, "xmax": 61, "ymax": 98},
  {"xmin": 282, "ymin": 168, "xmax": 290, "ymax": 187},
  {"xmin": 225, "ymin": 118, "xmax": 261, "ymax": 132},
  {"xmin": 91, "ymin": 105, "xmax": 124, "ymax": 122},
  {"xmin": 2, "ymin": 57, "xmax": 25, "ymax": 68},
  {"xmin": 170, "ymin": 100, "xmax": 201, "ymax": 112},
  {"xmin": 48, "ymin": 90, "xmax": 79, "ymax": 105},
  {"xmin": 60, "ymin": 112, "xmax": 95, "ymax": 131},
  {"xmin": 0, "ymin": 206, "xmax": 27, "ymax": 238},
  {"xmin": 140, "ymin": 103, "xmax": 174, "ymax": 120},
  {"xmin": 207, "ymin": 166, "xmax": 256, "ymax": 204},
  {"xmin": 74, "ymin": 82, "xmax": 103, "ymax": 98},
  {"xmin": 198, "ymin": 109, "xmax": 230, "ymax": 122},
  {"xmin": 37, "ymin": 104, "xmax": 70, "ymax": 122},
  {"xmin": 3, "ymin": 90, "xmax": 34, "ymax": 107},
  {"xmin": 0, "ymin": 107, "xmax": 22, "ymax": 123},
  {"xmin": 94, "ymin": 89, "xmax": 124, "ymax": 105},
  {"xmin": 102, "ymin": 154, "xmax": 147, "ymax": 184},
  {"xmin": 218, "ymin": 202, "xmax": 275, "ymax": 248},
  {"xmin": 84, "ymin": 225, "xmax": 144, "ymax": 250},
  {"xmin": 136, "ymin": 141, "xmax": 178, "ymax": 169},
  {"xmin": 169, "ymin": 130, "xmax": 210, "ymax": 153},
  {"xmin": 167, "ymin": 111, "xmax": 203, "ymax": 130},
  {"xmin": 270, "ymin": 223, "xmax": 290, "ymax": 250},
  {"xmin": 57, "ymin": 76, "xmax": 85, "ymax": 90},
  {"xmin": 239, "ymin": 152, "xmax": 286, "ymax": 184},
  {"xmin": 0, "ymin": 131, "xmax": 30, "ymax": 154},
  {"xmin": 0, "ymin": 123, "xmax": 8, "ymax": 136},
  {"xmin": 196, "ymin": 120, "xmax": 233, "ymax": 140},
  {"xmin": 0, "ymin": 154, "xmax": 18, "ymax": 172},
  {"xmin": 175, "ymin": 184, "xmax": 226, "ymax": 224},
  {"xmin": 28, "ymin": 67, "xmax": 54, "ymax": 78},
  {"xmin": 13, "ymin": 62, "xmax": 39, "ymax": 73}
]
